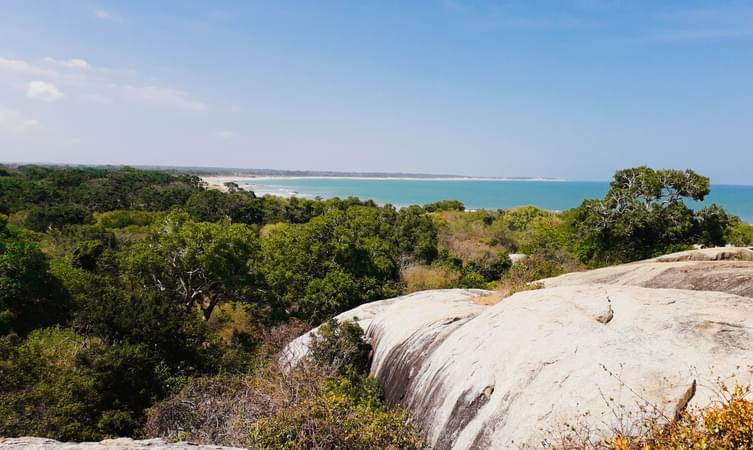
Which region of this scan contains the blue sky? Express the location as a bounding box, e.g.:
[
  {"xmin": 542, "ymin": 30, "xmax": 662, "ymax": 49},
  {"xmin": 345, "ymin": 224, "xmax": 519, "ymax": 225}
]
[{"xmin": 1, "ymin": 1, "xmax": 752, "ymax": 183}]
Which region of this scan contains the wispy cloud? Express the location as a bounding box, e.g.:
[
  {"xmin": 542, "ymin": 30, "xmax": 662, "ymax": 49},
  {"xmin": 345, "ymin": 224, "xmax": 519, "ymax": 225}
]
[
  {"xmin": 0, "ymin": 107, "xmax": 42, "ymax": 135},
  {"xmin": 122, "ymin": 85, "xmax": 207, "ymax": 112},
  {"xmin": 0, "ymin": 57, "xmax": 57, "ymax": 77},
  {"xmin": 215, "ymin": 130, "xmax": 234, "ymax": 139},
  {"xmin": 44, "ymin": 57, "xmax": 91, "ymax": 70},
  {"xmin": 27, "ymin": 81, "xmax": 64, "ymax": 102}
]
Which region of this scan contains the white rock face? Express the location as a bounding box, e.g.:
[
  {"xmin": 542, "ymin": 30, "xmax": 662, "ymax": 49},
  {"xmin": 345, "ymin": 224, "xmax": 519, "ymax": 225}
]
[
  {"xmin": 279, "ymin": 289, "xmax": 489, "ymax": 370},
  {"xmin": 0, "ymin": 437, "xmax": 243, "ymax": 449},
  {"xmin": 283, "ymin": 247, "xmax": 753, "ymax": 449}
]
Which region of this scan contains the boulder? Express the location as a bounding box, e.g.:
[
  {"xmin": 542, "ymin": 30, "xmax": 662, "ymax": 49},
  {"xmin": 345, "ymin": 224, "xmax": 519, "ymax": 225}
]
[
  {"xmin": 283, "ymin": 247, "xmax": 753, "ymax": 449},
  {"xmin": 541, "ymin": 246, "xmax": 753, "ymax": 298}
]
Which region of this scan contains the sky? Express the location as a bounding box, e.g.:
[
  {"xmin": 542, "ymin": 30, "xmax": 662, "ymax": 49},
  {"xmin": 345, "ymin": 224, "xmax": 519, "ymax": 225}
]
[{"xmin": 0, "ymin": 1, "xmax": 752, "ymax": 183}]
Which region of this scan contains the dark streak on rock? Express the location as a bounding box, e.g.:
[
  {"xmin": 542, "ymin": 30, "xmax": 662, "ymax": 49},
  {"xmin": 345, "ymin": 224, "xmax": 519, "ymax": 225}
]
[{"xmin": 434, "ymin": 388, "xmax": 492, "ymax": 450}]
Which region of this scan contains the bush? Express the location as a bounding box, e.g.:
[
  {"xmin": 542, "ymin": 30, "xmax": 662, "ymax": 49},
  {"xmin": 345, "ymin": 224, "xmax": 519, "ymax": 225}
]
[
  {"xmin": 71, "ymin": 240, "xmax": 105, "ymax": 272},
  {"xmin": 247, "ymin": 377, "xmax": 425, "ymax": 450},
  {"xmin": 1, "ymin": 217, "xmax": 71, "ymax": 335},
  {"xmin": 401, "ymin": 264, "xmax": 461, "ymax": 293},
  {"xmin": 309, "ymin": 319, "xmax": 371, "ymax": 375},
  {"xmin": 465, "ymin": 251, "xmax": 512, "ymax": 282},
  {"xmin": 423, "ymin": 199, "xmax": 465, "ymax": 212},
  {"xmin": 554, "ymin": 385, "xmax": 753, "ymax": 450},
  {"xmin": 94, "ymin": 210, "xmax": 161, "ymax": 230},
  {"xmin": 727, "ymin": 220, "xmax": 753, "ymax": 247},
  {"xmin": 24, "ymin": 204, "xmax": 93, "ymax": 232}
]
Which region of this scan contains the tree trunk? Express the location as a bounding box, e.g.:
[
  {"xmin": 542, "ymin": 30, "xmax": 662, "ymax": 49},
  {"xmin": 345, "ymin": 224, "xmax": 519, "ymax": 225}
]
[{"xmin": 201, "ymin": 295, "xmax": 219, "ymax": 321}]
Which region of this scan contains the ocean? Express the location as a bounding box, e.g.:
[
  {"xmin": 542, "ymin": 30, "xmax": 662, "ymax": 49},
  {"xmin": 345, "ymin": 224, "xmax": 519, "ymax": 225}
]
[{"xmin": 235, "ymin": 178, "xmax": 753, "ymax": 223}]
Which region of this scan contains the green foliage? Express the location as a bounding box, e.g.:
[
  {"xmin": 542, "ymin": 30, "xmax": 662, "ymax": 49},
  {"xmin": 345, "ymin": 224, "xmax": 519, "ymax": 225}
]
[
  {"xmin": 185, "ymin": 189, "xmax": 263, "ymax": 224},
  {"xmin": 24, "ymin": 204, "xmax": 93, "ymax": 232},
  {"xmin": 0, "ymin": 166, "xmax": 202, "ymax": 216},
  {"xmin": 0, "ymin": 216, "xmax": 70, "ymax": 335},
  {"xmin": 0, "ymin": 328, "xmax": 171, "ymax": 440},
  {"xmin": 261, "ymin": 206, "xmax": 402, "ymax": 322},
  {"xmin": 123, "ymin": 211, "xmax": 262, "ymax": 320},
  {"xmin": 464, "ymin": 251, "xmax": 511, "ymax": 282},
  {"xmin": 570, "ymin": 167, "xmax": 733, "ymax": 266},
  {"xmin": 394, "ymin": 205, "xmax": 438, "ymax": 263},
  {"xmin": 495, "ymin": 205, "xmax": 551, "ymax": 232},
  {"xmin": 71, "ymin": 240, "xmax": 105, "ymax": 272},
  {"xmin": 423, "ymin": 199, "xmax": 465, "ymax": 212},
  {"xmin": 726, "ymin": 220, "xmax": 753, "ymax": 246},
  {"xmin": 309, "ymin": 319, "xmax": 371, "ymax": 375},
  {"xmin": 94, "ymin": 210, "xmax": 162, "ymax": 230},
  {"xmin": 247, "ymin": 375, "xmax": 426, "ymax": 450}
]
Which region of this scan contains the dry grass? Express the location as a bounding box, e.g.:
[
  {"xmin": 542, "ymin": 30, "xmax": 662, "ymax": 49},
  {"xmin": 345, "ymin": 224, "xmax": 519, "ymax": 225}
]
[
  {"xmin": 434, "ymin": 211, "xmax": 510, "ymax": 262},
  {"xmin": 206, "ymin": 301, "xmax": 256, "ymax": 345},
  {"xmin": 401, "ymin": 264, "xmax": 461, "ymax": 293},
  {"xmin": 473, "ymin": 290, "xmax": 507, "ymax": 305}
]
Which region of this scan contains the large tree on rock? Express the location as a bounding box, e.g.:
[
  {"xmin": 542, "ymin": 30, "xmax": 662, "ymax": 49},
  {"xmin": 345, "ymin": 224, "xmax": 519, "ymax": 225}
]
[{"xmin": 124, "ymin": 211, "xmax": 261, "ymax": 320}]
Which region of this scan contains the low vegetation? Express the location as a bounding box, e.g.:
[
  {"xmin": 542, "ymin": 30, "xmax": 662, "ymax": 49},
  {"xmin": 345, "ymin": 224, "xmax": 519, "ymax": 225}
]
[
  {"xmin": 552, "ymin": 383, "xmax": 753, "ymax": 449},
  {"xmin": 0, "ymin": 163, "xmax": 749, "ymax": 446}
]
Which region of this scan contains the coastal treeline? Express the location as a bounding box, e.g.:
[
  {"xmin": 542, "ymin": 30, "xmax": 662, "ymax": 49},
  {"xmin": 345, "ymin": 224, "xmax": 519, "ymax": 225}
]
[{"xmin": 0, "ymin": 164, "xmax": 751, "ymax": 447}]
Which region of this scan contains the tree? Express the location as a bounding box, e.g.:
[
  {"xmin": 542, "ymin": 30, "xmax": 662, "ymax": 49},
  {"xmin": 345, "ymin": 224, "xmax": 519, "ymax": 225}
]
[
  {"xmin": 261, "ymin": 207, "xmax": 402, "ymax": 322},
  {"xmin": 0, "ymin": 215, "xmax": 70, "ymax": 334},
  {"xmin": 123, "ymin": 211, "xmax": 262, "ymax": 320},
  {"xmin": 185, "ymin": 189, "xmax": 263, "ymax": 224},
  {"xmin": 571, "ymin": 167, "xmax": 732, "ymax": 265}
]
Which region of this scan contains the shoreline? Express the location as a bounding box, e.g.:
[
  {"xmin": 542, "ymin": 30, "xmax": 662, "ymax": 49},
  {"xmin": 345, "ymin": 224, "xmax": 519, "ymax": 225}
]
[{"xmin": 201, "ymin": 175, "xmax": 567, "ymax": 184}]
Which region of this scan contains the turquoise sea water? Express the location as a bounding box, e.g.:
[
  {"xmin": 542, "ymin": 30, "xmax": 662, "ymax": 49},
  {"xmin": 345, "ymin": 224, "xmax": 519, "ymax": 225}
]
[{"xmin": 239, "ymin": 178, "xmax": 753, "ymax": 223}]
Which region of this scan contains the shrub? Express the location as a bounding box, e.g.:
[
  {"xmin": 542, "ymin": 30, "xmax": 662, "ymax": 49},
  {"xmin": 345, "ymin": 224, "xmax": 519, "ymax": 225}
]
[
  {"xmin": 247, "ymin": 379, "xmax": 425, "ymax": 450},
  {"xmin": 309, "ymin": 319, "xmax": 371, "ymax": 375},
  {"xmin": 24, "ymin": 204, "xmax": 93, "ymax": 232},
  {"xmin": 401, "ymin": 264, "xmax": 461, "ymax": 293},
  {"xmin": 1, "ymin": 217, "xmax": 71, "ymax": 335},
  {"xmin": 71, "ymin": 240, "xmax": 105, "ymax": 272},
  {"xmin": 94, "ymin": 210, "xmax": 161, "ymax": 230},
  {"xmin": 726, "ymin": 220, "xmax": 753, "ymax": 247},
  {"xmin": 465, "ymin": 251, "xmax": 512, "ymax": 282},
  {"xmin": 553, "ymin": 385, "xmax": 753, "ymax": 449},
  {"xmin": 424, "ymin": 199, "xmax": 465, "ymax": 212},
  {"xmin": 457, "ymin": 271, "xmax": 487, "ymax": 289}
]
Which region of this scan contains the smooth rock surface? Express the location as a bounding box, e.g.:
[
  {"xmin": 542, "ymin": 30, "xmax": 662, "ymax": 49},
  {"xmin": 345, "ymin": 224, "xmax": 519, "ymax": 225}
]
[
  {"xmin": 280, "ymin": 289, "xmax": 489, "ymax": 370},
  {"xmin": 0, "ymin": 437, "xmax": 243, "ymax": 450},
  {"xmin": 283, "ymin": 247, "xmax": 753, "ymax": 449},
  {"xmin": 541, "ymin": 246, "xmax": 753, "ymax": 298}
]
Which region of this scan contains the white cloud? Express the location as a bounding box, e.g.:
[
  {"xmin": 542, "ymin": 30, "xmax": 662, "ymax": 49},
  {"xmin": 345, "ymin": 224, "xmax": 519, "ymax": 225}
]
[
  {"xmin": 27, "ymin": 81, "xmax": 64, "ymax": 102},
  {"xmin": 44, "ymin": 57, "xmax": 91, "ymax": 70},
  {"xmin": 124, "ymin": 85, "xmax": 206, "ymax": 112},
  {"xmin": 94, "ymin": 9, "xmax": 115, "ymax": 20},
  {"xmin": 0, "ymin": 57, "xmax": 56, "ymax": 76},
  {"xmin": 0, "ymin": 107, "xmax": 42, "ymax": 135},
  {"xmin": 215, "ymin": 130, "xmax": 234, "ymax": 139}
]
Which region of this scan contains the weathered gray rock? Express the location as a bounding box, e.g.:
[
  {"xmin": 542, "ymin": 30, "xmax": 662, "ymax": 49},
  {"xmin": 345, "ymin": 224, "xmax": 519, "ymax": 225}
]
[
  {"xmin": 279, "ymin": 289, "xmax": 489, "ymax": 370},
  {"xmin": 0, "ymin": 437, "xmax": 243, "ymax": 450},
  {"xmin": 541, "ymin": 246, "xmax": 753, "ymax": 298},
  {"xmin": 283, "ymin": 247, "xmax": 753, "ymax": 449}
]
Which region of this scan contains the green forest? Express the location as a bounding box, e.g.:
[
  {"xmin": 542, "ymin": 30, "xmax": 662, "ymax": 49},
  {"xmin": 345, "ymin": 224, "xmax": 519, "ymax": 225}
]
[{"xmin": 1, "ymin": 164, "xmax": 751, "ymax": 448}]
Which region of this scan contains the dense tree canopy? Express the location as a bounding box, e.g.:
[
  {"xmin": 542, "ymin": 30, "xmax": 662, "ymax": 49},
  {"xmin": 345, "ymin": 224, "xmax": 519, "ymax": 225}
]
[
  {"xmin": 571, "ymin": 167, "xmax": 731, "ymax": 265},
  {"xmin": 0, "ymin": 215, "xmax": 70, "ymax": 335},
  {"xmin": 0, "ymin": 164, "xmax": 744, "ymax": 444},
  {"xmin": 124, "ymin": 211, "xmax": 262, "ymax": 320}
]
